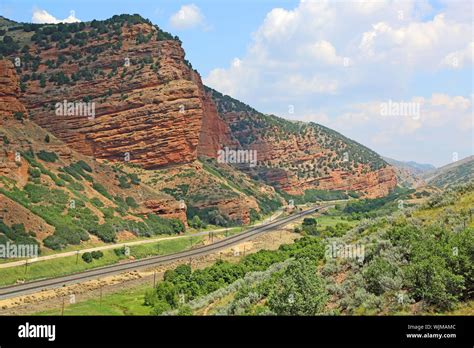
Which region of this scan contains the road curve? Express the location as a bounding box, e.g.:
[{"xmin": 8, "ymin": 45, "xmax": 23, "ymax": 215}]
[
  {"xmin": 0, "ymin": 209, "xmax": 284, "ymax": 270},
  {"xmin": 0, "ymin": 205, "xmax": 326, "ymax": 300}
]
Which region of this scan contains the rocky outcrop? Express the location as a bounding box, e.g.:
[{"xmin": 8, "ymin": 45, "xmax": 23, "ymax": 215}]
[
  {"xmin": 195, "ymin": 74, "xmax": 237, "ymax": 158},
  {"xmin": 0, "ymin": 60, "xmax": 26, "ymax": 122},
  {"xmin": 0, "ymin": 60, "xmax": 28, "ymax": 184},
  {"xmin": 209, "ymin": 96, "xmax": 398, "ymax": 198},
  {"xmin": 5, "ymin": 17, "xmax": 397, "ymax": 201},
  {"xmin": 141, "ymin": 199, "xmax": 187, "ymax": 225},
  {"xmin": 18, "ymin": 25, "xmax": 205, "ymax": 169}
]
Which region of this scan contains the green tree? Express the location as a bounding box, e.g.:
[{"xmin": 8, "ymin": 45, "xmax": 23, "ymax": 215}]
[
  {"xmin": 39, "ymin": 74, "xmax": 46, "ymax": 88},
  {"xmin": 150, "ymin": 301, "xmax": 172, "ymax": 315},
  {"xmin": 14, "ymin": 112, "xmax": 24, "ymax": 121},
  {"xmin": 82, "ymin": 252, "xmax": 93, "ymax": 263},
  {"xmin": 268, "ymin": 258, "xmax": 328, "ymax": 315},
  {"xmin": 404, "ymin": 255, "xmax": 464, "ymax": 310},
  {"xmin": 189, "ymin": 215, "xmax": 203, "ymax": 229}
]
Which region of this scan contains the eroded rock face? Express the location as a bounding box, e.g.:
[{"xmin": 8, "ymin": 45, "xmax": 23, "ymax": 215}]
[
  {"xmin": 214, "ymin": 109, "xmax": 398, "ymax": 198},
  {"xmin": 195, "ymin": 75, "xmax": 238, "ymax": 158},
  {"xmin": 0, "ymin": 60, "xmax": 26, "ymax": 122},
  {"xmin": 8, "ymin": 19, "xmax": 396, "ymax": 201},
  {"xmin": 0, "ymin": 60, "xmax": 28, "ymax": 182},
  {"xmin": 278, "ymin": 166, "xmax": 398, "ymax": 198},
  {"xmin": 141, "ymin": 199, "xmax": 187, "ymax": 225},
  {"xmin": 18, "ymin": 26, "xmax": 206, "ymax": 169}
]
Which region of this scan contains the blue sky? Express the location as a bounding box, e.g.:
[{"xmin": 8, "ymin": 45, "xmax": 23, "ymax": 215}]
[
  {"xmin": 0, "ymin": 0, "xmax": 298, "ymax": 76},
  {"xmin": 1, "ymin": 0, "xmax": 472, "ymax": 167}
]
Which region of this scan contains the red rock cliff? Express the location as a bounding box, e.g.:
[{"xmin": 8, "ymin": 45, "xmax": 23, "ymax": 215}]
[
  {"xmin": 0, "ymin": 60, "xmax": 26, "ymax": 122},
  {"xmin": 18, "ymin": 24, "xmax": 207, "ymax": 169}
]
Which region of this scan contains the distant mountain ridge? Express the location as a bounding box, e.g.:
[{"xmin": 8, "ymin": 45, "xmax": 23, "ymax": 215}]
[
  {"xmin": 423, "ymin": 155, "xmax": 474, "ymax": 188},
  {"xmin": 383, "ymin": 157, "xmax": 435, "ymax": 174}
]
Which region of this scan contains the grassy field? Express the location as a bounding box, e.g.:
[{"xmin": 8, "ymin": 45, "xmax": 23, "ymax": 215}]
[
  {"xmin": 0, "ymin": 236, "xmax": 203, "ymax": 286},
  {"xmin": 36, "ymin": 283, "xmax": 152, "ymax": 316}
]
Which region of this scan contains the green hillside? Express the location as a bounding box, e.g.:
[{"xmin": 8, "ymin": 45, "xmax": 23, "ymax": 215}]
[
  {"xmin": 206, "ymin": 86, "xmax": 388, "ymax": 173},
  {"xmin": 425, "ymin": 156, "xmax": 474, "ymax": 188}
]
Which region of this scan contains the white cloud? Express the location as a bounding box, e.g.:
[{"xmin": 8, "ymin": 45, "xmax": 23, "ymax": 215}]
[
  {"xmin": 358, "ymin": 14, "xmax": 471, "ymax": 67},
  {"xmin": 32, "ymin": 9, "xmax": 80, "ymax": 24},
  {"xmin": 170, "ymin": 4, "xmax": 205, "ymax": 30},
  {"xmin": 331, "ymin": 94, "xmax": 472, "ymax": 133},
  {"xmin": 203, "ymin": 0, "xmax": 472, "ymax": 165},
  {"xmin": 205, "ymin": 0, "xmax": 472, "ymax": 101},
  {"xmin": 307, "ymin": 94, "xmax": 473, "ymax": 165},
  {"xmin": 441, "ymin": 42, "xmax": 474, "ymax": 69},
  {"xmin": 304, "ymin": 40, "xmax": 345, "ymax": 66}
]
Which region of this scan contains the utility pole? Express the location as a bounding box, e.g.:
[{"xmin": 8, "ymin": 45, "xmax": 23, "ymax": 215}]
[
  {"xmin": 153, "ymin": 271, "xmax": 156, "ymax": 288},
  {"xmin": 99, "ymin": 284, "xmax": 103, "ymax": 308},
  {"xmin": 24, "ymin": 259, "xmax": 28, "ymax": 275},
  {"xmin": 76, "ymin": 251, "xmax": 79, "ymax": 264},
  {"xmin": 61, "ymin": 296, "xmax": 65, "ymax": 316}
]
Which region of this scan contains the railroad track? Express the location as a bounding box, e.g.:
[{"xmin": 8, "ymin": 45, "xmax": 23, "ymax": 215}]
[{"xmin": 0, "ymin": 204, "xmax": 328, "ymax": 300}]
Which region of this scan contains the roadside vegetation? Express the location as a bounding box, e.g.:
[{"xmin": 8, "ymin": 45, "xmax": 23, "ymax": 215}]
[
  {"xmin": 0, "ymin": 149, "xmax": 184, "ymax": 251},
  {"xmin": 32, "ymin": 182, "xmax": 473, "ymax": 316},
  {"xmin": 144, "ymin": 182, "xmax": 473, "ymax": 315},
  {"xmin": 0, "ymin": 236, "xmax": 203, "ymax": 286}
]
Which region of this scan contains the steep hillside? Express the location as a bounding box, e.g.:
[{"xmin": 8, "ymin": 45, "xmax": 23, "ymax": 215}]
[
  {"xmin": 0, "ymin": 58, "xmax": 278, "ymax": 239},
  {"xmin": 129, "ymin": 158, "xmax": 283, "ymax": 226},
  {"xmin": 0, "ymin": 60, "xmax": 187, "ymax": 252},
  {"xmin": 1, "ymin": 15, "xmax": 215, "ymax": 169},
  {"xmin": 424, "ymin": 156, "xmax": 474, "ymax": 188},
  {"xmin": 0, "ymin": 16, "xmax": 17, "ymax": 28},
  {"xmin": 0, "ymin": 15, "xmax": 277, "ymax": 225},
  {"xmin": 205, "ymin": 87, "xmax": 397, "ymax": 198},
  {"xmin": 0, "ymin": 14, "xmax": 398, "ymax": 234}
]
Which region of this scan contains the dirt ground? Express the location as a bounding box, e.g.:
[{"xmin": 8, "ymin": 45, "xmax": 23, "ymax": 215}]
[{"xmin": 0, "ymin": 219, "xmax": 304, "ymax": 315}]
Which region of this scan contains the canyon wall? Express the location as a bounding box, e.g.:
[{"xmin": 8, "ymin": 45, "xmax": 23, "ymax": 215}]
[
  {"xmin": 18, "ymin": 24, "xmax": 205, "ymax": 169},
  {"xmin": 0, "ymin": 60, "xmax": 26, "ymax": 122},
  {"xmin": 8, "ymin": 18, "xmax": 396, "ymax": 199}
]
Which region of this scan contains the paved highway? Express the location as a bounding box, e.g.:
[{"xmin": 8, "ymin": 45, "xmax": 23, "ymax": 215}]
[{"xmin": 0, "ymin": 204, "xmax": 327, "ymax": 300}]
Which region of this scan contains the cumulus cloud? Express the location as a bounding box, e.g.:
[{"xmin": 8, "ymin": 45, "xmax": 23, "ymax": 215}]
[
  {"xmin": 170, "ymin": 4, "xmax": 205, "ymax": 30},
  {"xmin": 204, "ymin": 0, "xmax": 472, "ymax": 165},
  {"xmin": 32, "ymin": 9, "xmax": 80, "ymax": 24},
  {"xmin": 205, "ymin": 0, "xmax": 472, "ymax": 99},
  {"xmin": 312, "ymin": 94, "xmax": 473, "ymax": 166},
  {"xmin": 358, "ymin": 14, "xmax": 471, "ymax": 67},
  {"xmin": 441, "ymin": 42, "xmax": 474, "ymax": 69}
]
